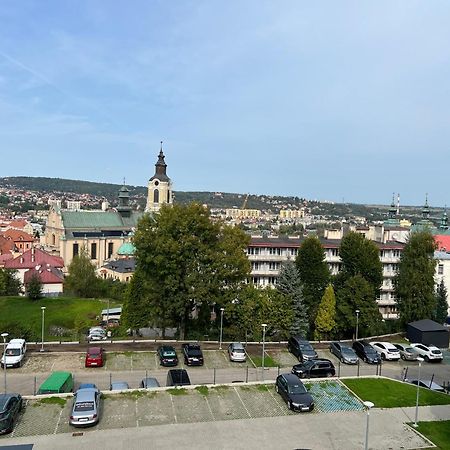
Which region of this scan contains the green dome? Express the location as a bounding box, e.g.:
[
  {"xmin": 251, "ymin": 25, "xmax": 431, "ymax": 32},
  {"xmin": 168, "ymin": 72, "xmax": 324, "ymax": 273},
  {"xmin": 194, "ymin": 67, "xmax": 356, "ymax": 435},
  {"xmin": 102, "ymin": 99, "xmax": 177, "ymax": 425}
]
[{"xmin": 117, "ymin": 242, "xmax": 135, "ymax": 255}]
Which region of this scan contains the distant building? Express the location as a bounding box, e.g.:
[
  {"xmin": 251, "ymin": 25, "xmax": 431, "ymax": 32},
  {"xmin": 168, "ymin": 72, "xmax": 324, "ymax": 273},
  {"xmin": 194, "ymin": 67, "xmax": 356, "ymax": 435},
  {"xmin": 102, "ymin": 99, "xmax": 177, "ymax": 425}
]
[
  {"xmin": 279, "ymin": 209, "xmax": 305, "ymax": 219},
  {"xmin": 225, "ymin": 209, "xmax": 261, "ymax": 219}
]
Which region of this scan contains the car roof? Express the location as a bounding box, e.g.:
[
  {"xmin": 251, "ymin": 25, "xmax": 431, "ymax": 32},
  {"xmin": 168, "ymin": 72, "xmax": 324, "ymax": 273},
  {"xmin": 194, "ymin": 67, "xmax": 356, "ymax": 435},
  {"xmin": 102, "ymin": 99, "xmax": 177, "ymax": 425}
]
[
  {"xmin": 230, "ymin": 342, "xmax": 245, "ymax": 348},
  {"xmin": 281, "ymin": 373, "xmax": 304, "ymax": 384},
  {"xmin": 87, "ymin": 346, "xmax": 102, "ymax": 352},
  {"xmin": 78, "ymin": 383, "xmax": 97, "ymax": 390},
  {"xmin": 8, "ymin": 339, "xmax": 25, "ymax": 346},
  {"xmin": 160, "ymin": 345, "xmax": 176, "ymax": 351},
  {"xmin": 111, "ymin": 382, "xmax": 129, "ymax": 388},
  {"xmin": 75, "ymin": 389, "xmax": 97, "ymax": 401},
  {"xmin": 0, "ymin": 394, "xmax": 20, "ymax": 411},
  {"xmin": 142, "ymin": 377, "xmax": 160, "ymax": 387}
]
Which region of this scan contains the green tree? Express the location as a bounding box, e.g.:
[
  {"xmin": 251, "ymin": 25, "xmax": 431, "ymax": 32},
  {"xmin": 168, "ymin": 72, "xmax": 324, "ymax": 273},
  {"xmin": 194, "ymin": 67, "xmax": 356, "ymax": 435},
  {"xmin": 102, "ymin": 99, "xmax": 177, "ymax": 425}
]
[
  {"xmin": 25, "ymin": 273, "xmax": 43, "ymax": 300},
  {"xmin": 133, "ymin": 203, "xmax": 251, "ymax": 339},
  {"xmin": 394, "ymin": 231, "xmax": 437, "ymax": 325},
  {"xmin": 335, "ymin": 275, "xmax": 382, "ymax": 338},
  {"xmin": 434, "ymin": 280, "xmax": 448, "ymax": 325},
  {"xmin": 296, "ymin": 236, "xmax": 330, "ymax": 328},
  {"xmin": 276, "ymin": 259, "xmax": 309, "ymax": 336},
  {"xmin": 0, "ymin": 268, "xmax": 21, "ymax": 295},
  {"xmin": 64, "ymin": 248, "xmax": 100, "ymax": 297},
  {"xmin": 314, "ymin": 284, "xmax": 336, "ymax": 341}
]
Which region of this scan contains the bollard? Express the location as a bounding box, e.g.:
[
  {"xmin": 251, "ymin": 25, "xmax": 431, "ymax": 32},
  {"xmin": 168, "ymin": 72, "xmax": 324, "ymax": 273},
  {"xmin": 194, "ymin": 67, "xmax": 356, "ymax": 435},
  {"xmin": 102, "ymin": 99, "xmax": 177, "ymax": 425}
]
[
  {"xmin": 109, "ymin": 373, "xmax": 112, "ymax": 390},
  {"xmin": 34, "ymin": 376, "xmax": 36, "ymax": 396},
  {"xmin": 245, "ymin": 366, "xmax": 248, "ymax": 383},
  {"xmin": 277, "ymin": 366, "xmax": 280, "ymax": 377},
  {"xmin": 338, "ymin": 360, "xmax": 341, "ymax": 378},
  {"xmin": 379, "ymin": 360, "xmax": 382, "ymax": 377},
  {"xmin": 213, "ymin": 368, "xmax": 216, "ymax": 385},
  {"xmin": 357, "ymin": 359, "xmax": 360, "ymax": 377},
  {"xmin": 429, "ymin": 374, "xmax": 435, "ymax": 389}
]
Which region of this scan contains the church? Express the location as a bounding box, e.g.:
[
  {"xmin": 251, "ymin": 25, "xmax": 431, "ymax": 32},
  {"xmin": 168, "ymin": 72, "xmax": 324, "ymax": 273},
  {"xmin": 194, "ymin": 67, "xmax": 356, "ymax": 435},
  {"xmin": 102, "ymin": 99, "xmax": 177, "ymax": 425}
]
[{"xmin": 43, "ymin": 146, "xmax": 173, "ymax": 269}]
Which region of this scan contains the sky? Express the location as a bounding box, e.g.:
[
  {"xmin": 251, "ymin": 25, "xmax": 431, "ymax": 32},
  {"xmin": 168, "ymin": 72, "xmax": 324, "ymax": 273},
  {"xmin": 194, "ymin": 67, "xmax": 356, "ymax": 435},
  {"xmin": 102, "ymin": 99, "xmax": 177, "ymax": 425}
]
[{"xmin": 1, "ymin": 1, "xmax": 450, "ymax": 206}]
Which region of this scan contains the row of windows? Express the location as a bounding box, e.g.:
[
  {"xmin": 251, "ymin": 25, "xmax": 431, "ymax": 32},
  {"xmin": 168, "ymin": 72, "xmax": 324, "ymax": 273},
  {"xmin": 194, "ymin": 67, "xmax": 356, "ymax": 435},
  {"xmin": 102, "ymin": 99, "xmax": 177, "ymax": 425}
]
[
  {"xmin": 248, "ymin": 247, "xmax": 298, "ymax": 256},
  {"xmin": 73, "ymin": 242, "xmax": 114, "ymax": 260}
]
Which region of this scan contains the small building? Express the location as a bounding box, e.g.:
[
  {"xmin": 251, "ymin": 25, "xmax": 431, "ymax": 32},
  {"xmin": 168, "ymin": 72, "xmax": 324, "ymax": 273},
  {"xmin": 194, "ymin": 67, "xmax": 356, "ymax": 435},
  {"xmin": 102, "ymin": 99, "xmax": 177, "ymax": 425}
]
[
  {"xmin": 407, "ymin": 319, "xmax": 449, "ymax": 349},
  {"xmin": 24, "ymin": 265, "xmax": 64, "ymax": 297},
  {"xmin": 98, "ymin": 257, "xmax": 135, "ymax": 283}
]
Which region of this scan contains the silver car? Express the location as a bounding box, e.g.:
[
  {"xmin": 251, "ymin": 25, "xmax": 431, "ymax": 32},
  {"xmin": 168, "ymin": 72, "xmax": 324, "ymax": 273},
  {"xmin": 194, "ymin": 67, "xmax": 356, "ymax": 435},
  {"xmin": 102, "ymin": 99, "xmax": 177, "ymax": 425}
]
[
  {"xmin": 228, "ymin": 342, "xmax": 247, "ymax": 362},
  {"xmin": 69, "ymin": 386, "xmax": 101, "ymax": 427},
  {"xmin": 393, "ymin": 343, "xmax": 418, "ymax": 361},
  {"xmin": 329, "ymin": 342, "xmax": 358, "ymax": 364}
]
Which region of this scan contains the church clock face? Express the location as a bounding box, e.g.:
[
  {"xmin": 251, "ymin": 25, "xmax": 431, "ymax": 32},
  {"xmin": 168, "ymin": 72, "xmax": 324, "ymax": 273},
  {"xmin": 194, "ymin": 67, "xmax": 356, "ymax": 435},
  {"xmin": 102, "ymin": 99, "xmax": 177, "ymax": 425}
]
[{"xmin": 154, "ymin": 180, "xmax": 159, "ymax": 186}]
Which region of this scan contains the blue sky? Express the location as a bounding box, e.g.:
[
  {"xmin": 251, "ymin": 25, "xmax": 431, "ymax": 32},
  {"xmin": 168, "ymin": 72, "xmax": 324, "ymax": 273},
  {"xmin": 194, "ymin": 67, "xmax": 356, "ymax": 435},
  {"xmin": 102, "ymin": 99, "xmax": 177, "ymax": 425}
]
[{"xmin": 1, "ymin": 1, "xmax": 450, "ymax": 206}]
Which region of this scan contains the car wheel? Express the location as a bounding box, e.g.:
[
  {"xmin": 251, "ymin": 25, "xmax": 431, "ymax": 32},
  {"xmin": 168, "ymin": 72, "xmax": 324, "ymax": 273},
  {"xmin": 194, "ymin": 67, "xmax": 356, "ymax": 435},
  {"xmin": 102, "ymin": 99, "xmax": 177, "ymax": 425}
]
[
  {"xmin": 326, "ymin": 372, "xmax": 333, "ymax": 378},
  {"xmin": 298, "ymin": 356, "xmax": 302, "ymax": 363},
  {"xmin": 364, "ymin": 356, "xmax": 368, "ymax": 363},
  {"xmin": 381, "ymin": 354, "xmax": 386, "ymax": 361},
  {"xmin": 275, "ymin": 384, "xmax": 279, "ymax": 393},
  {"xmin": 425, "ymin": 355, "xmax": 429, "ymax": 362},
  {"xmin": 287, "ymin": 400, "xmax": 292, "ymax": 410},
  {"xmin": 340, "ymin": 357, "xmax": 345, "ymax": 363},
  {"xmin": 401, "ymin": 355, "xmax": 405, "ymax": 360}
]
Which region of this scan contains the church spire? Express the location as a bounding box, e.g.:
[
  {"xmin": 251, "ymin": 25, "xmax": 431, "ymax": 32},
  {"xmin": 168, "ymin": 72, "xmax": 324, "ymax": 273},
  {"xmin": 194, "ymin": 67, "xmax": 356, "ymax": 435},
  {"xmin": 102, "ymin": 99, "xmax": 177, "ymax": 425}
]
[
  {"xmin": 422, "ymin": 194, "xmax": 430, "ymax": 220},
  {"xmin": 388, "ymin": 192, "xmax": 397, "ymax": 219},
  {"xmin": 150, "ymin": 141, "xmax": 170, "ymax": 182},
  {"xmin": 440, "ymin": 207, "xmax": 448, "ymax": 230}
]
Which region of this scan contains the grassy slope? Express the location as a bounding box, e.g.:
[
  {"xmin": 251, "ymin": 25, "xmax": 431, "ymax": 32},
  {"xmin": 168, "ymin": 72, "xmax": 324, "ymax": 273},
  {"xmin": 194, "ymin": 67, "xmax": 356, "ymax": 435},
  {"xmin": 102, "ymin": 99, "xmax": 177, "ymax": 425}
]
[
  {"xmin": 342, "ymin": 378, "xmax": 450, "ymax": 408},
  {"xmin": 416, "ymin": 420, "xmax": 450, "ymax": 450},
  {"xmin": 0, "ymin": 296, "xmax": 119, "ymax": 340}
]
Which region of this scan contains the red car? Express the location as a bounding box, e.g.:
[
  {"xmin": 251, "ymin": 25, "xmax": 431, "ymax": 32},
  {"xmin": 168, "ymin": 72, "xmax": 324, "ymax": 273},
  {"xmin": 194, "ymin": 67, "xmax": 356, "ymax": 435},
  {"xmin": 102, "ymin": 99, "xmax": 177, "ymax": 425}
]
[{"xmin": 85, "ymin": 347, "xmax": 105, "ymax": 368}]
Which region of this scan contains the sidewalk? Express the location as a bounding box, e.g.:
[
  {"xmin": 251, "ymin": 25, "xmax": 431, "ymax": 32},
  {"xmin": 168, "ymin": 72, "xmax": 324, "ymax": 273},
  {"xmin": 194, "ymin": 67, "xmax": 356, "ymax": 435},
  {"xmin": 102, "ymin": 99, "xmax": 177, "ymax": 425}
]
[{"xmin": 1, "ymin": 405, "xmax": 448, "ymax": 450}]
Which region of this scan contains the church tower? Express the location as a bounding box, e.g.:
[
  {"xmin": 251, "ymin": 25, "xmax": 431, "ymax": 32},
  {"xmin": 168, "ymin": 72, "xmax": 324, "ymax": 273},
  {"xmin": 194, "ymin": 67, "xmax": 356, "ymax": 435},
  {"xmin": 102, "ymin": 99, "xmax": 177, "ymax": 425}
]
[{"xmin": 145, "ymin": 143, "xmax": 173, "ymax": 212}]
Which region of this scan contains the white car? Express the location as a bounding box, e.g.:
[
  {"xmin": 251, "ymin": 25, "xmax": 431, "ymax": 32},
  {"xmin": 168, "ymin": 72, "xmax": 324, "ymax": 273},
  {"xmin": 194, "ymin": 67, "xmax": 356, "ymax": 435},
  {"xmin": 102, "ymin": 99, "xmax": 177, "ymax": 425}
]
[
  {"xmin": 0, "ymin": 339, "xmax": 27, "ymax": 368},
  {"xmin": 370, "ymin": 342, "xmax": 400, "ymax": 361},
  {"xmin": 228, "ymin": 342, "xmax": 246, "ymax": 362},
  {"xmin": 410, "ymin": 343, "xmax": 443, "ymax": 362}
]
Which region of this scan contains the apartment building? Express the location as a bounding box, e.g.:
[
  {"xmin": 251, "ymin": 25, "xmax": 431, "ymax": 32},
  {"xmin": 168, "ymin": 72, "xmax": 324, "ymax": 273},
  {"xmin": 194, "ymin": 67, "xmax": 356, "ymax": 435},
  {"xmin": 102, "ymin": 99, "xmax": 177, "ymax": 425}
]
[{"xmin": 247, "ymin": 234, "xmax": 403, "ymax": 319}]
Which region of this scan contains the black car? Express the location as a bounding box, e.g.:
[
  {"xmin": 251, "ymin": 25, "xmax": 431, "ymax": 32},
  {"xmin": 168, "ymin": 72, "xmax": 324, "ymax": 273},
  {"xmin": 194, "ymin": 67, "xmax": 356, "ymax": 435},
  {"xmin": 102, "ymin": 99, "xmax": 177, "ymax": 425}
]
[
  {"xmin": 157, "ymin": 345, "xmax": 178, "ymax": 367},
  {"xmin": 329, "ymin": 342, "xmax": 358, "ymax": 364},
  {"xmin": 166, "ymin": 369, "xmax": 191, "ymax": 387},
  {"xmin": 352, "ymin": 340, "xmax": 381, "ymax": 364},
  {"xmin": 182, "ymin": 343, "xmax": 204, "ymax": 366},
  {"xmin": 0, "ymin": 393, "xmax": 22, "ymax": 435},
  {"xmin": 275, "ymin": 374, "xmax": 314, "ymax": 412},
  {"xmin": 292, "ymin": 358, "xmax": 336, "ymax": 378},
  {"xmin": 287, "ymin": 336, "xmax": 318, "ymax": 362}
]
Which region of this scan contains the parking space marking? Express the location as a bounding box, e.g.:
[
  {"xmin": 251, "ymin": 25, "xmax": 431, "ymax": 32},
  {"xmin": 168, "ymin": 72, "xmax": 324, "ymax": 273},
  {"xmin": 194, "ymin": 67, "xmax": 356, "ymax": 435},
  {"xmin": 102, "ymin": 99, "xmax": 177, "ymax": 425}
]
[
  {"xmin": 204, "ymin": 394, "xmax": 215, "ymax": 421},
  {"xmin": 135, "ymin": 399, "xmax": 139, "ymax": 427},
  {"xmin": 54, "ymin": 408, "xmax": 64, "ymax": 435},
  {"xmin": 267, "ymin": 386, "xmax": 286, "ymax": 414},
  {"xmin": 169, "ymin": 394, "xmax": 178, "ymax": 423},
  {"xmin": 233, "ymin": 387, "xmax": 251, "ymax": 418}
]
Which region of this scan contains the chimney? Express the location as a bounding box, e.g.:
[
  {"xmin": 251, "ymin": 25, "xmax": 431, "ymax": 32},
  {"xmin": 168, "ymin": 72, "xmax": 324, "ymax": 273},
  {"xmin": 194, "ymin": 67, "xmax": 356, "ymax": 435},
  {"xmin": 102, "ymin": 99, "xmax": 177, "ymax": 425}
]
[
  {"xmin": 31, "ymin": 247, "xmax": 35, "ymax": 263},
  {"xmin": 20, "ymin": 257, "xmax": 23, "ymax": 264}
]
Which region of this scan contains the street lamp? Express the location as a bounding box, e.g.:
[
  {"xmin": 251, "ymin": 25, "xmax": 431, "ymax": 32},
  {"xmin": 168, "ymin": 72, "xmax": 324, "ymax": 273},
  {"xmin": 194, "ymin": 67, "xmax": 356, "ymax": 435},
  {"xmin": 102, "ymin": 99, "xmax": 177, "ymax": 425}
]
[
  {"xmin": 219, "ymin": 308, "xmax": 225, "ymax": 350},
  {"xmin": 363, "ymin": 401, "xmax": 374, "ymax": 450},
  {"xmin": 355, "ymin": 310, "xmax": 360, "ymax": 341},
  {"xmin": 261, "ymin": 323, "xmax": 267, "ymax": 381},
  {"xmin": 414, "ymin": 356, "xmax": 425, "ymax": 427},
  {"xmin": 40, "ymin": 306, "xmax": 46, "ymax": 352},
  {"xmin": 1, "ymin": 332, "xmax": 8, "ymax": 394}
]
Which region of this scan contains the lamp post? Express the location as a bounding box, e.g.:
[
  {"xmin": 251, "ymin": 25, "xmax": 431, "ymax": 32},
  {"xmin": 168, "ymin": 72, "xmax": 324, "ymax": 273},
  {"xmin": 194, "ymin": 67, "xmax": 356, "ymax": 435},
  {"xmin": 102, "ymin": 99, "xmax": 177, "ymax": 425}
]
[
  {"xmin": 40, "ymin": 306, "xmax": 46, "ymax": 352},
  {"xmin": 363, "ymin": 401, "xmax": 374, "ymax": 450},
  {"xmin": 355, "ymin": 310, "xmax": 360, "ymax": 341},
  {"xmin": 414, "ymin": 356, "xmax": 424, "ymax": 427},
  {"xmin": 261, "ymin": 323, "xmax": 267, "ymax": 381},
  {"xmin": 219, "ymin": 308, "xmax": 225, "ymax": 350},
  {"xmin": 1, "ymin": 332, "xmax": 8, "ymax": 394}
]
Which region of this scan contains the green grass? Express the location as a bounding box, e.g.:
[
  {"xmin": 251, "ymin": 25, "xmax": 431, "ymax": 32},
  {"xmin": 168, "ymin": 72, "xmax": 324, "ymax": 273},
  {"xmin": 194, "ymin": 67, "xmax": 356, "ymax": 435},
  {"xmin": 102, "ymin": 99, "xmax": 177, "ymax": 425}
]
[
  {"xmin": 0, "ymin": 296, "xmax": 120, "ymax": 340},
  {"xmin": 167, "ymin": 388, "xmax": 188, "ymax": 396},
  {"xmin": 33, "ymin": 397, "xmax": 67, "ymax": 408},
  {"xmin": 415, "ymin": 421, "xmax": 450, "ymax": 450},
  {"xmin": 343, "ymin": 378, "xmax": 450, "ymax": 408},
  {"xmin": 250, "ymin": 354, "xmax": 278, "ymax": 367},
  {"xmin": 195, "ymin": 386, "xmax": 209, "ymax": 396}
]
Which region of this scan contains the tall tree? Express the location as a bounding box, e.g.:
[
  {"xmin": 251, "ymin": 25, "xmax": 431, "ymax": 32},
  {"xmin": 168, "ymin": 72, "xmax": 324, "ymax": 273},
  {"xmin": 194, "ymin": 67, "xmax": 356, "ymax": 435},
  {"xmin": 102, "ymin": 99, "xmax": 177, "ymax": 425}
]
[
  {"xmin": 64, "ymin": 247, "xmax": 100, "ymax": 297},
  {"xmin": 0, "ymin": 268, "xmax": 21, "ymax": 296},
  {"xmin": 335, "ymin": 275, "xmax": 382, "ymax": 338},
  {"xmin": 314, "ymin": 284, "xmax": 336, "ymax": 341},
  {"xmin": 394, "ymin": 231, "xmax": 437, "ymax": 325},
  {"xmin": 277, "ymin": 259, "xmax": 309, "ymax": 337},
  {"xmin": 296, "ymin": 236, "xmax": 330, "ymax": 327},
  {"xmin": 25, "ymin": 273, "xmax": 43, "ymax": 300},
  {"xmin": 434, "ymin": 280, "xmax": 448, "ymax": 325},
  {"xmin": 133, "ymin": 203, "xmax": 251, "ymax": 339}
]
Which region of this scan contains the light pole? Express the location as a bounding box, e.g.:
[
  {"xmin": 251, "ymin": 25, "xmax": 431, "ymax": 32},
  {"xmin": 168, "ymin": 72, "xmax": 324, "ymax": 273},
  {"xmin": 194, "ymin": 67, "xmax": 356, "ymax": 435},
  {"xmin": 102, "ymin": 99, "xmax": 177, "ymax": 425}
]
[
  {"xmin": 261, "ymin": 323, "xmax": 267, "ymax": 381},
  {"xmin": 414, "ymin": 356, "xmax": 424, "ymax": 427},
  {"xmin": 1, "ymin": 332, "xmax": 8, "ymax": 394},
  {"xmin": 219, "ymin": 308, "xmax": 225, "ymax": 350},
  {"xmin": 355, "ymin": 310, "xmax": 360, "ymax": 341},
  {"xmin": 40, "ymin": 306, "xmax": 46, "ymax": 352},
  {"xmin": 363, "ymin": 401, "xmax": 374, "ymax": 450}
]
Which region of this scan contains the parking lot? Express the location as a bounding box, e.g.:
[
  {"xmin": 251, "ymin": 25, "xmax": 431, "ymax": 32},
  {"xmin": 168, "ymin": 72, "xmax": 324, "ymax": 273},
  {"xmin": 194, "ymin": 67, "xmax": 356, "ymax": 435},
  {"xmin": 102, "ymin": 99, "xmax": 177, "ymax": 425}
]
[{"xmin": 3, "ymin": 380, "xmax": 365, "ymax": 439}]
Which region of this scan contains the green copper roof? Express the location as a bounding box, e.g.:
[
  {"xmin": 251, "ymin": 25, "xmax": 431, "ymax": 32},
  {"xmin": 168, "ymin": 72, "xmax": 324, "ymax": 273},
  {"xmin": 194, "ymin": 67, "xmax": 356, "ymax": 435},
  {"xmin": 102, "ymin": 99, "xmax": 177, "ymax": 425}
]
[
  {"xmin": 117, "ymin": 242, "xmax": 135, "ymax": 255},
  {"xmin": 61, "ymin": 210, "xmax": 142, "ymax": 229}
]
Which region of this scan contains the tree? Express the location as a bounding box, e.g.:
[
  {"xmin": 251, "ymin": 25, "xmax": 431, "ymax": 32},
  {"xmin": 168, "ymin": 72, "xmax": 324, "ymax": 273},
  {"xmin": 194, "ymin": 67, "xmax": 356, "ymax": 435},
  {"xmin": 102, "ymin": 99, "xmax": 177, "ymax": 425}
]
[
  {"xmin": 26, "ymin": 273, "xmax": 43, "ymax": 300},
  {"xmin": 434, "ymin": 280, "xmax": 448, "ymax": 325},
  {"xmin": 64, "ymin": 248, "xmax": 101, "ymax": 297},
  {"xmin": 0, "ymin": 268, "xmax": 21, "ymax": 296},
  {"xmin": 335, "ymin": 275, "xmax": 382, "ymax": 338},
  {"xmin": 394, "ymin": 231, "xmax": 437, "ymax": 325},
  {"xmin": 337, "ymin": 232, "xmax": 383, "ymax": 294},
  {"xmin": 314, "ymin": 285, "xmax": 336, "ymax": 340},
  {"xmin": 277, "ymin": 259, "xmax": 308, "ymax": 337},
  {"xmin": 133, "ymin": 203, "xmax": 251, "ymax": 339},
  {"xmin": 296, "ymin": 236, "xmax": 330, "ymax": 328}
]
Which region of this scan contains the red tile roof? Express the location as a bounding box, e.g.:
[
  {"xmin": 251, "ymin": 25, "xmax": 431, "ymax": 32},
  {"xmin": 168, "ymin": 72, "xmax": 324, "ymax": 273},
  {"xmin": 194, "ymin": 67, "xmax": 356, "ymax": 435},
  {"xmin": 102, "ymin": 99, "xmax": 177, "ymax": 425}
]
[
  {"xmin": 7, "ymin": 219, "xmax": 29, "ymax": 229},
  {"xmin": 24, "ymin": 266, "xmax": 64, "ymax": 284},
  {"xmin": 3, "ymin": 229, "xmax": 35, "ymax": 242},
  {"xmin": 4, "ymin": 248, "xmax": 64, "ymax": 269},
  {"xmin": 434, "ymin": 235, "xmax": 450, "ymax": 252},
  {"xmin": 0, "ymin": 235, "xmax": 14, "ymax": 254},
  {"xmin": 0, "ymin": 253, "xmax": 13, "ymax": 266}
]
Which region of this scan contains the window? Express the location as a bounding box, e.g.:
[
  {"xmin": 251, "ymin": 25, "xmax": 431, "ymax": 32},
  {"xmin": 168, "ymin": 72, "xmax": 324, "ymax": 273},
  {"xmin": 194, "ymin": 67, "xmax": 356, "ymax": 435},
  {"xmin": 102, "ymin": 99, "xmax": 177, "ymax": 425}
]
[
  {"xmin": 108, "ymin": 242, "xmax": 114, "ymax": 259},
  {"xmin": 438, "ymin": 264, "xmax": 444, "ymax": 275},
  {"xmin": 167, "ymin": 190, "xmax": 170, "ymax": 203},
  {"xmin": 268, "ymin": 277, "xmax": 277, "ymax": 285},
  {"xmin": 269, "ymin": 248, "xmax": 277, "ymax": 255},
  {"xmin": 154, "ymin": 189, "xmax": 159, "ymax": 203},
  {"xmin": 73, "ymin": 243, "xmax": 79, "ymax": 257},
  {"xmin": 91, "ymin": 243, "xmax": 97, "ymax": 260},
  {"xmin": 248, "ymin": 247, "xmax": 260, "ymax": 255},
  {"xmin": 393, "ymin": 250, "xmax": 401, "ymax": 257},
  {"xmin": 269, "ymin": 262, "xmax": 278, "ymax": 271},
  {"xmin": 252, "ymin": 262, "xmax": 260, "ymax": 270}
]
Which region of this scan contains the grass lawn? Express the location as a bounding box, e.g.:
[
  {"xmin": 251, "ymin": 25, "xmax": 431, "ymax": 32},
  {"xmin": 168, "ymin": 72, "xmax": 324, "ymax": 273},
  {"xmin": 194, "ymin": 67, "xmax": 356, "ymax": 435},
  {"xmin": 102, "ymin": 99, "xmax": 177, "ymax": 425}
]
[
  {"xmin": 415, "ymin": 420, "xmax": 450, "ymax": 450},
  {"xmin": 342, "ymin": 378, "xmax": 450, "ymax": 408},
  {"xmin": 250, "ymin": 353, "xmax": 278, "ymax": 367},
  {"xmin": 0, "ymin": 296, "xmax": 120, "ymax": 340}
]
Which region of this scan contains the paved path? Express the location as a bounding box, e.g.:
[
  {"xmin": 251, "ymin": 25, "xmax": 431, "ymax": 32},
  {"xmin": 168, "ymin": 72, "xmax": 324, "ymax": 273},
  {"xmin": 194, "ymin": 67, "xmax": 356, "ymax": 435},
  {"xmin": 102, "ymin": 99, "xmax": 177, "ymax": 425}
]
[{"xmin": 1, "ymin": 405, "xmax": 449, "ymax": 450}]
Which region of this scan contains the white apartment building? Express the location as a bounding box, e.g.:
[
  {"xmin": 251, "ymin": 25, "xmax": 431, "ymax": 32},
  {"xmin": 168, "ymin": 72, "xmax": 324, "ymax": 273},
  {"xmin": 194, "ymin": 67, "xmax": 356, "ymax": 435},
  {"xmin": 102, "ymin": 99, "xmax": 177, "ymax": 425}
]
[{"xmin": 247, "ymin": 234, "xmax": 403, "ymax": 320}]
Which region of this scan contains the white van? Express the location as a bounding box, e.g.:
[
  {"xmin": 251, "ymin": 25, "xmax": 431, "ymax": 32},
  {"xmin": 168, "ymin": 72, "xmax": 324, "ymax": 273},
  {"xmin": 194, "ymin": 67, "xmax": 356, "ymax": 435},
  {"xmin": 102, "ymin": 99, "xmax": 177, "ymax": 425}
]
[{"xmin": 1, "ymin": 338, "xmax": 27, "ymax": 368}]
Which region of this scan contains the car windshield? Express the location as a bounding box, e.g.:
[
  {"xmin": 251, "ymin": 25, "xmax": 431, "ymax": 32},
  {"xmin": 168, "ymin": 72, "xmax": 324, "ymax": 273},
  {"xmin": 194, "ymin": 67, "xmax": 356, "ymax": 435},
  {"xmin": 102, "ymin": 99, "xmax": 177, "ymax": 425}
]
[
  {"xmin": 431, "ymin": 350, "xmax": 441, "ymax": 355},
  {"xmin": 365, "ymin": 347, "xmax": 377, "ymax": 355},
  {"xmin": 5, "ymin": 349, "xmax": 21, "ymax": 356},
  {"xmin": 299, "ymin": 343, "xmax": 313, "ymax": 351},
  {"xmin": 88, "ymin": 352, "xmax": 100, "ymax": 357},
  {"xmin": 188, "ymin": 349, "xmax": 202, "ymax": 356},
  {"xmin": 341, "ymin": 348, "xmax": 354, "ymax": 355},
  {"xmin": 302, "ymin": 360, "xmax": 315, "ymax": 369},
  {"xmin": 74, "ymin": 401, "xmax": 94, "ymax": 412},
  {"xmin": 232, "ymin": 348, "xmax": 245, "ymax": 353},
  {"xmin": 163, "ymin": 351, "xmax": 176, "ymax": 357},
  {"xmin": 405, "ymin": 347, "xmax": 414, "ymax": 352},
  {"xmin": 288, "ymin": 384, "xmax": 307, "ymax": 394}
]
